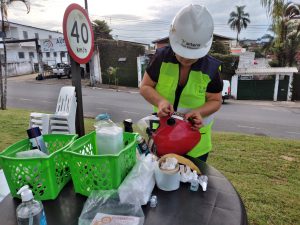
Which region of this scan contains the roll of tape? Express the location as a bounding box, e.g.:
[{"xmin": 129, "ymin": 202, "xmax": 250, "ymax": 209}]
[{"xmin": 155, "ymin": 164, "xmax": 180, "ymax": 191}]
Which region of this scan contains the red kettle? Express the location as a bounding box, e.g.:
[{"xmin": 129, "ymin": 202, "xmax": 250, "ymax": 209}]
[{"xmin": 152, "ymin": 113, "xmax": 201, "ymax": 156}]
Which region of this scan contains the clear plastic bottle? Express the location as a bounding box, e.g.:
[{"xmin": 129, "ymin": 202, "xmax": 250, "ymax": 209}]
[
  {"xmin": 16, "ymin": 185, "xmax": 47, "ymax": 225},
  {"xmin": 136, "ymin": 135, "xmax": 150, "ymax": 155},
  {"xmin": 149, "ymin": 195, "xmax": 157, "ymax": 208},
  {"xmin": 94, "ymin": 113, "xmax": 124, "ymax": 155},
  {"xmin": 190, "ymin": 170, "xmax": 199, "ymax": 192}
]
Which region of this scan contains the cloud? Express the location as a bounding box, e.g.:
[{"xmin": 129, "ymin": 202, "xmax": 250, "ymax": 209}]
[
  {"xmin": 5, "ymin": 0, "xmax": 273, "ymax": 43},
  {"xmin": 30, "ymin": 3, "xmax": 45, "ymax": 8}
]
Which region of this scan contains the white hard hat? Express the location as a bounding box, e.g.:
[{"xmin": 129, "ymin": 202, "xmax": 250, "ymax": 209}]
[{"xmin": 169, "ymin": 4, "xmax": 214, "ymax": 59}]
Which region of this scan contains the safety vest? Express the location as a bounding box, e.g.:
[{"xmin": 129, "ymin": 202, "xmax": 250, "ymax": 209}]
[{"xmin": 154, "ymin": 57, "xmax": 220, "ymax": 157}]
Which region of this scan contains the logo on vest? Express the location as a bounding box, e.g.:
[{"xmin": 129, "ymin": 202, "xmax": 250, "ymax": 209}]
[
  {"xmin": 197, "ymin": 85, "xmax": 206, "ymax": 95},
  {"xmin": 181, "ymin": 39, "xmax": 201, "ymax": 49}
]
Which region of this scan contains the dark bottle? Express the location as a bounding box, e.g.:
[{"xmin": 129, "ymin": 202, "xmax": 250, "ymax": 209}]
[
  {"xmin": 137, "ymin": 135, "xmax": 150, "ymax": 155},
  {"xmin": 123, "ymin": 119, "xmax": 133, "ymax": 133},
  {"xmin": 26, "ymin": 127, "xmax": 48, "ymax": 155}
]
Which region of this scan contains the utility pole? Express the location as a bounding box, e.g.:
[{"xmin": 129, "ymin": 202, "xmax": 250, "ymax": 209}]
[
  {"xmin": 84, "ymin": 0, "xmax": 88, "ymax": 12},
  {"xmin": 0, "ymin": 0, "xmax": 7, "ymax": 109},
  {"xmin": 84, "ymin": 0, "xmax": 97, "ymax": 86}
]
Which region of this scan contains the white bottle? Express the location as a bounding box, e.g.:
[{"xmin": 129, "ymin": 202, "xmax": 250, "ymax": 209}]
[
  {"xmin": 94, "ymin": 113, "xmax": 124, "ymax": 155},
  {"xmin": 16, "ymin": 185, "xmax": 47, "ymax": 225}
]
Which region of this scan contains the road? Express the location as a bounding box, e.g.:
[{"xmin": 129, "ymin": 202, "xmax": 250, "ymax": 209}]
[{"xmin": 6, "ymin": 76, "xmax": 300, "ymax": 140}]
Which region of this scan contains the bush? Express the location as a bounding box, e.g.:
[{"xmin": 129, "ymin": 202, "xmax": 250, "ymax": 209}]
[{"xmin": 210, "ymin": 53, "xmax": 239, "ymax": 80}]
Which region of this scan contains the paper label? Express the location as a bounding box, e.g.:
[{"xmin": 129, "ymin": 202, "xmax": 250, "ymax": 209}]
[{"xmin": 91, "ymin": 213, "xmax": 140, "ymax": 225}]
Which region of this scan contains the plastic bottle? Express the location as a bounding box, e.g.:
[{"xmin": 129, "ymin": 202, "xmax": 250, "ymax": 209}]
[
  {"xmin": 94, "ymin": 113, "xmax": 124, "ymax": 155},
  {"xmin": 149, "ymin": 195, "xmax": 157, "ymax": 208},
  {"xmin": 136, "ymin": 135, "xmax": 150, "ymax": 155},
  {"xmin": 27, "ymin": 127, "xmax": 48, "ymax": 155},
  {"xmin": 190, "ymin": 170, "xmax": 199, "ymax": 192},
  {"xmin": 16, "ymin": 185, "xmax": 47, "ymax": 225}
]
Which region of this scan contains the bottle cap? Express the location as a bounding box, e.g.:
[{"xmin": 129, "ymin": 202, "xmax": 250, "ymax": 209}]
[
  {"xmin": 17, "ymin": 185, "xmax": 34, "ymax": 202},
  {"xmin": 124, "ymin": 118, "xmax": 132, "ymax": 123},
  {"xmin": 95, "ymin": 113, "xmax": 110, "ymax": 121}
]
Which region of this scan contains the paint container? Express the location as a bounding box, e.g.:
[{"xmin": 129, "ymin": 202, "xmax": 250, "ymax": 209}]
[{"xmin": 154, "ymin": 158, "xmax": 180, "ymax": 191}]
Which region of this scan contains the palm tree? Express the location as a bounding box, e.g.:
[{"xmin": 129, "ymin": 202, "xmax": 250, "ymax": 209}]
[
  {"xmin": 0, "ymin": 0, "xmax": 30, "ymax": 110},
  {"xmin": 228, "ymin": 5, "xmax": 251, "ymax": 45},
  {"xmin": 261, "ymin": 0, "xmax": 300, "ymax": 66}
]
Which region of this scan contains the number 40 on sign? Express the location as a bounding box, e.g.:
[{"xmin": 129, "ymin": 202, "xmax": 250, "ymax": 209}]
[{"xmin": 63, "ymin": 3, "xmax": 94, "ymax": 64}]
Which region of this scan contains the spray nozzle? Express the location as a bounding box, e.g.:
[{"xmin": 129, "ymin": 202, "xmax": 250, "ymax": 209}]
[{"xmin": 17, "ymin": 185, "xmax": 33, "ymax": 202}]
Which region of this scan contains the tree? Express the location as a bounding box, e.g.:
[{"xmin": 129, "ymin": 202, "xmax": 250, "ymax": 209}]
[
  {"xmin": 92, "ymin": 20, "xmax": 113, "ymax": 40},
  {"xmin": 228, "ymin": 5, "xmax": 251, "ymax": 44},
  {"xmin": 0, "ymin": 0, "xmax": 30, "ymax": 110},
  {"xmin": 210, "ymin": 40, "xmax": 230, "ymax": 54},
  {"xmin": 260, "ymin": 0, "xmax": 300, "ymax": 66}
]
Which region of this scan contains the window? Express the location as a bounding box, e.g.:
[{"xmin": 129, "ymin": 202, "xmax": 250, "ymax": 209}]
[
  {"xmin": 18, "ymin": 52, "xmax": 25, "ymax": 59},
  {"xmin": 35, "ymin": 33, "xmax": 39, "ymax": 39},
  {"xmin": 46, "ymin": 52, "xmax": 50, "ymax": 58},
  {"xmin": 23, "ymin": 31, "xmax": 28, "ymax": 39},
  {"xmin": 29, "ymin": 52, "xmax": 35, "ymax": 58},
  {"xmin": 53, "ymin": 52, "xmax": 57, "ymax": 57},
  {"xmin": 118, "ymin": 57, "xmax": 127, "ymax": 62},
  {"xmin": 61, "ymin": 52, "xmax": 65, "ymax": 57},
  {"xmin": 49, "ymin": 35, "xmax": 52, "ymax": 39}
]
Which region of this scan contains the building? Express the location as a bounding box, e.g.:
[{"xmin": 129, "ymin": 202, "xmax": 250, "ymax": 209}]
[
  {"xmin": 0, "ymin": 21, "xmax": 68, "ymax": 76},
  {"xmin": 231, "ymin": 52, "xmax": 298, "ymax": 101}
]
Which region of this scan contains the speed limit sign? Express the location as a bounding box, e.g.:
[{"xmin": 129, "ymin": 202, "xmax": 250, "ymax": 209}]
[{"xmin": 63, "ymin": 3, "xmax": 94, "ymax": 64}]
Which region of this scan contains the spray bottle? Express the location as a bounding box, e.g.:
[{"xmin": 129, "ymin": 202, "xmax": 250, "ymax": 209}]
[{"xmin": 16, "ymin": 185, "xmax": 47, "ymax": 225}]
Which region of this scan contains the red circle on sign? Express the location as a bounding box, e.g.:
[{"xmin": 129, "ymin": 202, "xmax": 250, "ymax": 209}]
[{"xmin": 63, "ymin": 3, "xmax": 94, "ymax": 64}]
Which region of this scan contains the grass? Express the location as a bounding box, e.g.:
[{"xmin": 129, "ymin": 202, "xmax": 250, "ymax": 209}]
[{"xmin": 0, "ymin": 108, "xmax": 300, "ymax": 225}]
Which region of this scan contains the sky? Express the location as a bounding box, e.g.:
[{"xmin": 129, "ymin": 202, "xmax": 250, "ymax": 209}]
[{"xmin": 5, "ymin": 0, "xmax": 299, "ymax": 44}]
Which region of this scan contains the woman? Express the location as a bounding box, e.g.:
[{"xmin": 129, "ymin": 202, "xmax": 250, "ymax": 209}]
[{"xmin": 140, "ymin": 4, "xmax": 223, "ymax": 161}]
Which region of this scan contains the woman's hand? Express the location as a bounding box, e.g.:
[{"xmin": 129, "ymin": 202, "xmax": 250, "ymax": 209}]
[
  {"xmin": 157, "ymin": 99, "xmax": 174, "ymax": 117},
  {"xmin": 184, "ymin": 110, "xmax": 203, "ymax": 129}
]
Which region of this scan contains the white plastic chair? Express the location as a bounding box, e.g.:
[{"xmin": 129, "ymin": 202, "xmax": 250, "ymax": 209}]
[
  {"xmin": 49, "ymin": 86, "xmax": 77, "ymax": 134},
  {"xmin": 29, "ymin": 113, "xmax": 50, "ymax": 134}
]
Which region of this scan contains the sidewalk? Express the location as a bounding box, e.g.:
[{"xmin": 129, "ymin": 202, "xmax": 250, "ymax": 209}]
[{"xmin": 8, "ymin": 73, "xmax": 140, "ymax": 93}]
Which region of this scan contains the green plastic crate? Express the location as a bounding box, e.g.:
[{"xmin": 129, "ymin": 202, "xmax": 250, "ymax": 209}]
[
  {"xmin": 64, "ymin": 131, "xmax": 137, "ymax": 196},
  {"xmin": 0, "ymin": 134, "xmax": 77, "ymax": 200}
]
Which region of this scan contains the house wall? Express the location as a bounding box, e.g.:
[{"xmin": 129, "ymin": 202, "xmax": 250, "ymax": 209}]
[
  {"xmin": 0, "ymin": 22, "xmax": 66, "ymax": 76},
  {"xmin": 231, "ymin": 75, "xmax": 238, "ymax": 99},
  {"xmin": 96, "ymin": 39, "xmax": 145, "ymax": 87},
  {"xmin": 6, "ymin": 62, "xmax": 33, "ymax": 76}
]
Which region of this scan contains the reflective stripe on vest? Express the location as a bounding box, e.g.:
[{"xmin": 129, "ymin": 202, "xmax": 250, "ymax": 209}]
[{"xmin": 154, "ymin": 62, "xmax": 214, "ymax": 157}]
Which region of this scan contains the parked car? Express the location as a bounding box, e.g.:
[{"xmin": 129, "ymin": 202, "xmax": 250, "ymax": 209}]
[
  {"xmin": 222, "ymin": 80, "xmax": 231, "ymax": 103},
  {"xmin": 53, "ymin": 63, "xmax": 71, "ymax": 79}
]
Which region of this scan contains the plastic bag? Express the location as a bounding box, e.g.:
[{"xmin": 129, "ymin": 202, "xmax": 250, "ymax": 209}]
[
  {"xmin": 16, "ymin": 149, "xmax": 48, "ymax": 158},
  {"xmin": 118, "ymin": 154, "xmax": 157, "ymax": 205},
  {"xmin": 78, "ymin": 190, "xmax": 144, "ymax": 225},
  {"xmin": 136, "ymin": 115, "xmax": 159, "ymax": 139}
]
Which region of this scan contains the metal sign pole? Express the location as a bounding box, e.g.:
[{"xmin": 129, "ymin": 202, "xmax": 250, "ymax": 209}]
[
  {"xmin": 71, "ymin": 58, "xmax": 85, "ymax": 137},
  {"xmin": 63, "ymin": 3, "xmax": 94, "ymax": 137}
]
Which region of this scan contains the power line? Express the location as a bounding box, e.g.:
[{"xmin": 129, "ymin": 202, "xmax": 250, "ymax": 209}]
[{"xmin": 95, "ymin": 15, "xmax": 271, "ymax": 27}]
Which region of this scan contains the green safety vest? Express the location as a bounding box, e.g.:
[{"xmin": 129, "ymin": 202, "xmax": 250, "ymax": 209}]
[{"xmin": 154, "ymin": 61, "xmax": 219, "ymax": 157}]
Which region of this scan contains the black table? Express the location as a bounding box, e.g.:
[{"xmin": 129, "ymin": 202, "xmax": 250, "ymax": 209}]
[{"xmin": 0, "ymin": 159, "xmax": 248, "ymax": 225}]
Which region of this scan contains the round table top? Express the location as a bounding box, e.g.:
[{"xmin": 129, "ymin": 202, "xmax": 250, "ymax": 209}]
[{"xmin": 0, "ymin": 158, "xmax": 247, "ymax": 225}]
